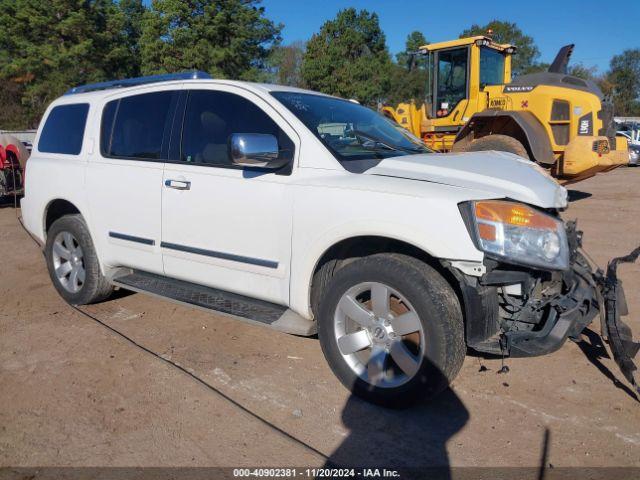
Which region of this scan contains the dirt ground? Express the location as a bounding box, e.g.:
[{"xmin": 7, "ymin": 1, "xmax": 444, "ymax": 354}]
[{"xmin": 1, "ymin": 167, "xmax": 639, "ymax": 474}]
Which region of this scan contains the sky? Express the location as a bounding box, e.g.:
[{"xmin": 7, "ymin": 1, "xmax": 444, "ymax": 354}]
[{"xmin": 260, "ymin": 0, "xmax": 639, "ymax": 73}]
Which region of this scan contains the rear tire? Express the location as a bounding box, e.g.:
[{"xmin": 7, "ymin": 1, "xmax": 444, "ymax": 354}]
[
  {"xmin": 45, "ymin": 214, "xmax": 113, "ymax": 305},
  {"xmin": 316, "ymin": 253, "xmax": 465, "ymax": 408},
  {"xmin": 454, "ymin": 134, "xmax": 529, "ymax": 159}
]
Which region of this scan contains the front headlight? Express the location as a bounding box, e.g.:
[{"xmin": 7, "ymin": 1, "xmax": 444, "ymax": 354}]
[{"xmin": 461, "ymin": 200, "xmax": 569, "ymax": 270}]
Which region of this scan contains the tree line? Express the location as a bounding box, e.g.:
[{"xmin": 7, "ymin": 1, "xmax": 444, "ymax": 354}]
[{"xmin": 1, "ymin": 1, "xmax": 639, "ymax": 129}]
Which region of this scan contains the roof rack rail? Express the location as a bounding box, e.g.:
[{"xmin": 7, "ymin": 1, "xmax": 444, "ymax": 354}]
[{"xmin": 65, "ymin": 71, "xmax": 212, "ymax": 95}]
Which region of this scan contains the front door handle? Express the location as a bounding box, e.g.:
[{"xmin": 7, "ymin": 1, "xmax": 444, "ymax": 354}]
[{"xmin": 165, "ymin": 179, "xmax": 191, "ymax": 190}]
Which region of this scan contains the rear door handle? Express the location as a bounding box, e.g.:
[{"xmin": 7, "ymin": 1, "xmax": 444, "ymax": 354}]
[{"xmin": 164, "ymin": 179, "xmax": 191, "ymax": 190}]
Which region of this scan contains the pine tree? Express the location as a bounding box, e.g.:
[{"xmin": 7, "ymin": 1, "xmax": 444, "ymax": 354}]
[
  {"xmin": 0, "ymin": 0, "xmax": 136, "ymax": 127},
  {"xmin": 301, "ymin": 8, "xmax": 392, "ymax": 105},
  {"xmin": 139, "ymin": 0, "xmax": 282, "ymax": 80}
]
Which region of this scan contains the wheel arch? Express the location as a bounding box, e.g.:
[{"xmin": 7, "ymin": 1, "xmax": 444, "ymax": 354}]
[
  {"xmin": 455, "ymin": 110, "xmax": 556, "ymax": 165},
  {"xmin": 304, "ymin": 235, "xmax": 462, "ymax": 321},
  {"xmin": 44, "ymin": 198, "xmax": 82, "ymax": 238}
]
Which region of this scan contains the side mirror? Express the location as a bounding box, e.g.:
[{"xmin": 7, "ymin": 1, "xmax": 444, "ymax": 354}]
[{"xmin": 229, "ymin": 133, "xmax": 282, "ymax": 168}]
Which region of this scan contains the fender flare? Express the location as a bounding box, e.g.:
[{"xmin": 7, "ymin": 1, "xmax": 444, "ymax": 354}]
[{"xmin": 455, "ymin": 110, "xmax": 556, "ymax": 165}]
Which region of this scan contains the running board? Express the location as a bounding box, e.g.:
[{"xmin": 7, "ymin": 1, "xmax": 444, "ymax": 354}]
[{"xmin": 111, "ymin": 270, "xmax": 316, "ymax": 336}]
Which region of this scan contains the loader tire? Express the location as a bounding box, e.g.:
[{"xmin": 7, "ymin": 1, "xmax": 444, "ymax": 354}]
[{"xmin": 455, "ymin": 134, "xmax": 529, "ymax": 159}]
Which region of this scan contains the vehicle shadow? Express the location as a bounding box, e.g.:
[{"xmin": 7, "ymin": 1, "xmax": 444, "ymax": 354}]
[
  {"xmin": 325, "ymin": 364, "xmax": 469, "ymax": 479},
  {"xmin": 577, "ymin": 327, "xmax": 639, "ymax": 402},
  {"xmin": 325, "ymin": 378, "xmax": 555, "ymax": 479},
  {"xmin": 104, "ymin": 287, "xmax": 136, "ymax": 301}
]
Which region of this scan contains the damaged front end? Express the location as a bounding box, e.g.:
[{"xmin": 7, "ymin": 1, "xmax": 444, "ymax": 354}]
[{"xmin": 449, "ymin": 213, "xmax": 640, "ymax": 394}]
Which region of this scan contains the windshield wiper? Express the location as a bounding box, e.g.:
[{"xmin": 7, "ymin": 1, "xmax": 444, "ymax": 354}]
[{"xmin": 350, "ymin": 130, "xmax": 426, "ymax": 155}]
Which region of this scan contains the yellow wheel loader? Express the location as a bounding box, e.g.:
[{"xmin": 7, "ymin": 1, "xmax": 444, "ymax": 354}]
[{"xmin": 382, "ymin": 36, "xmax": 629, "ymax": 181}]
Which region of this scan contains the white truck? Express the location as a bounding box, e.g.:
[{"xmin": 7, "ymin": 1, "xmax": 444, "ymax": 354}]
[{"xmin": 20, "ymin": 72, "xmax": 639, "ymax": 406}]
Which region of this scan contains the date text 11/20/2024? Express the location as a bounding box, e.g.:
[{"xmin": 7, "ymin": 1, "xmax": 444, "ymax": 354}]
[{"xmin": 232, "ymin": 468, "xmax": 400, "ymax": 478}]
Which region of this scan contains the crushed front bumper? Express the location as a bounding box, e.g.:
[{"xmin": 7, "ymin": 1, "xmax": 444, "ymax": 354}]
[
  {"xmin": 505, "ymin": 261, "xmax": 595, "ymax": 358},
  {"xmin": 449, "ymin": 224, "xmax": 640, "ymax": 394}
]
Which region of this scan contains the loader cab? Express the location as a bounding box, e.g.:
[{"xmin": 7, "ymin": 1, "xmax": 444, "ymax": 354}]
[{"xmin": 423, "ymin": 37, "xmax": 514, "ymax": 125}]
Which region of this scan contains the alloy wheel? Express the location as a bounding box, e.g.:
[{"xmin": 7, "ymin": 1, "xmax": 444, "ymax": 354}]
[
  {"xmin": 333, "ymin": 282, "xmax": 425, "ymax": 388},
  {"xmin": 51, "ymin": 231, "xmax": 85, "ymax": 293}
]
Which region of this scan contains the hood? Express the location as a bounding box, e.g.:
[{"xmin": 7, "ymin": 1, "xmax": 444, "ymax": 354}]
[{"xmin": 365, "ymin": 151, "xmax": 568, "ymax": 209}]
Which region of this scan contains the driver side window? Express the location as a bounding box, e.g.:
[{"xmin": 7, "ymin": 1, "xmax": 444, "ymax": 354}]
[
  {"xmin": 180, "ymin": 90, "xmax": 294, "ymax": 167},
  {"xmin": 436, "ymin": 47, "xmax": 468, "ymax": 117}
]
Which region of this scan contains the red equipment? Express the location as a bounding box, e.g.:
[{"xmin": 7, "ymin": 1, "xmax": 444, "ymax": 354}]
[{"xmin": 0, "ymin": 139, "xmax": 25, "ymax": 198}]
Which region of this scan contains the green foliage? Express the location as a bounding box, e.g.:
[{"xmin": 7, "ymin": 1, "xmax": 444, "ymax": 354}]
[
  {"xmin": 386, "ymin": 64, "xmax": 428, "ymax": 105},
  {"xmin": 267, "ymin": 41, "xmax": 305, "ymax": 87},
  {"xmin": 518, "ymin": 62, "xmax": 549, "ymax": 75},
  {"xmin": 0, "ymin": 78, "xmax": 30, "ymax": 129},
  {"xmin": 0, "ymin": 0, "xmax": 137, "ymax": 127},
  {"xmin": 387, "ymin": 31, "xmax": 429, "ymax": 105},
  {"xmin": 607, "ymin": 49, "xmax": 640, "ymax": 116},
  {"xmin": 1, "ymin": 3, "xmax": 638, "ymax": 127},
  {"xmin": 568, "ymin": 63, "xmax": 598, "ymax": 81},
  {"xmin": 119, "ymin": 0, "xmax": 145, "ymax": 77},
  {"xmin": 460, "ymin": 20, "xmax": 539, "ymax": 76},
  {"xmin": 139, "ymin": 0, "xmax": 282, "ymax": 80},
  {"xmin": 301, "ymin": 8, "xmax": 392, "ymax": 105},
  {"xmin": 519, "ymin": 61, "xmax": 598, "ymax": 81},
  {"xmin": 396, "ymin": 31, "xmax": 428, "ymax": 69}
]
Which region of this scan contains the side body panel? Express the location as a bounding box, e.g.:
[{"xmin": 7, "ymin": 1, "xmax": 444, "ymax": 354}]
[
  {"xmin": 160, "ymin": 84, "xmax": 301, "ymax": 305},
  {"xmin": 84, "ymin": 85, "xmax": 182, "ymax": 275}
]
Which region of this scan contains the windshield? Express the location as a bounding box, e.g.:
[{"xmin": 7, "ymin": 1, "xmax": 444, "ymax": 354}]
[
  {"xmin": 271, "ymin": 92, "xmax": 431, "ymax": 171},
  {"xmin": 480, "ymin": 47, "xmax": 506, "ymax": 88}
]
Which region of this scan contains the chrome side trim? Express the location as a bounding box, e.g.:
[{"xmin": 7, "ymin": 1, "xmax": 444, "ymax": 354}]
[{"xmin": 160, "ymin": 241, "xmax": 278, "ymax": 269}]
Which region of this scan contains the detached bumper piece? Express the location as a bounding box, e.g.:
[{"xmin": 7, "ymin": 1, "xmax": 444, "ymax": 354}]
[{"xmin": 597, "ymin": 246, "xmax": 640, "ymax": 395}]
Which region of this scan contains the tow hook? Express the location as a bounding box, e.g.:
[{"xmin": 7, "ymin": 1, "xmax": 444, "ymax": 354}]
[{"xmin": 596, "ymin": 246, "xmax": 640, "ymax": 395}]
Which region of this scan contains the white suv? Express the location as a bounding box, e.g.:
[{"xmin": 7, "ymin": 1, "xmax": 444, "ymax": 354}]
[{"xmin": 21, "ymin": 72, "xmax": 636, "ymax": 406}]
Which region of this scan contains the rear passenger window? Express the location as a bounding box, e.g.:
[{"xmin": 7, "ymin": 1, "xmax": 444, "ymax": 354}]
[
  {"xmin": 180, "ymin": 90, "xmax": 294, "ymax": 167},
  {"xmin": 101, "ymin": 91, "xmax": 177, "ymax": 160},
  {"xmin": 38, "ymin": 104, "xmax": 89, "ymax": 155}
]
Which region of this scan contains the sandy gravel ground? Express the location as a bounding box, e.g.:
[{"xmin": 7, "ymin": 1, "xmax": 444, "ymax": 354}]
[{"xmin": 1, "ymin": 167, "xmax": 639, "ymax": 474}]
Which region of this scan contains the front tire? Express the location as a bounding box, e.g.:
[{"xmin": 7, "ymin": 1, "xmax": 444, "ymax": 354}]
[
  {"xmin": 317, "ymin": 253, "xmax": 465, "ymax": 408},
  {"xmin": 45, "ymin": 214, "xmax": 113, "ymax": 305}
]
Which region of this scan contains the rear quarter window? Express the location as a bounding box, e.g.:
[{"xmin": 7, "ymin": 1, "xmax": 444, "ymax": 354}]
[{"xmin": 38, "ymin": 104, "xmax": 89, "ymax": 155}]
